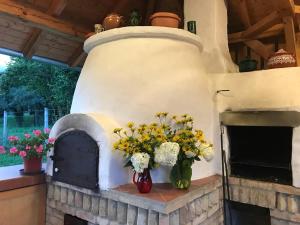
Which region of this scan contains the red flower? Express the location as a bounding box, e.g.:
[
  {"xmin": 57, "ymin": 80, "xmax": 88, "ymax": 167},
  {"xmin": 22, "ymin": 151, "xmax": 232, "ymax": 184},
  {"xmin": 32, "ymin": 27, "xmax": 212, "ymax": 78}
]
[
  {"xmin": 9, "ymin": 147, "xmax": 18, "ymax": 154},
  {"xmin": 0, "ymin": 146, "xmax": 5, "ymax": 154},
  {"xmin": 33, "ymin": 130, "xmax": 42, "ymax": 137},
  {"xmin": 19, "ymin": 151, "xmax": 27, "ymax": 158},
  {"xmin": 48, "ymin": 138, "xmax": 55, "ymax": 144}
]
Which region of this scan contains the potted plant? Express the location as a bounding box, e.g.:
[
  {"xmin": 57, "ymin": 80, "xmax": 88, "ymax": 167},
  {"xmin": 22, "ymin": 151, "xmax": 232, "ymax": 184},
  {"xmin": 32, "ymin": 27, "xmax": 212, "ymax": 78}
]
[
  {"xmin": 0, "ymin": 128, "xmax": 55, "ymax": 174},
  {"xmin": 149, "ymin": 0, "xmax": 182, "ymax": 28},
  {"xmin": 113, "ymin": 112, "xmax": 214, "ymax": 191}
]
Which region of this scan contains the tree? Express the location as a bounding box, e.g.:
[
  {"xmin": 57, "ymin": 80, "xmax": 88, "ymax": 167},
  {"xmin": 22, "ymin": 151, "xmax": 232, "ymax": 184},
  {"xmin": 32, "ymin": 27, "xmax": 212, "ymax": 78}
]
[
  {"xmin": 0, "ymin": 57, "xmax": 80, "ymax": 124},
  {"xmin": 7, "ymin": 87, "xmax": 44, "ymax": 126}
]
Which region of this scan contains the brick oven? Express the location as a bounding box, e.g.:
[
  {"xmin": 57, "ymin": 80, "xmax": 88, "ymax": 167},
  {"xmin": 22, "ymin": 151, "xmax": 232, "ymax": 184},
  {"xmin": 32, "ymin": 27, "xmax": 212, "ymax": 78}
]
[{"xmin": 45, "ymin": 26, "xmax": 223, "ymax": 225}]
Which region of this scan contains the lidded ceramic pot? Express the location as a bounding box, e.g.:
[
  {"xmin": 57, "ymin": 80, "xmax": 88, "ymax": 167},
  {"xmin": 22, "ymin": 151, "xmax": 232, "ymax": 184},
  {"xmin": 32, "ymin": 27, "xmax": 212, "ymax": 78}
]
[
  {"xmin": 267, "ymin": 49, "xmax": 297, "ymax": 69},
  {"xmin": 103, "ymin": 13, "xmax": 124, "ymax": 30}
]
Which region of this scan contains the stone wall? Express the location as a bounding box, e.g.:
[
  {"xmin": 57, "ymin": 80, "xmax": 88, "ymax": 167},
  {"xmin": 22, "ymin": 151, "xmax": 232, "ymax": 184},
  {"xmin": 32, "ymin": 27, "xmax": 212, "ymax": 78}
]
[
  {"xmin": 229, "ymin": 177, "xmax": 300, "ymax": 225},
  {"xmin": 46, "ymin": 176, "xmax": 223, "ymax": 225}
]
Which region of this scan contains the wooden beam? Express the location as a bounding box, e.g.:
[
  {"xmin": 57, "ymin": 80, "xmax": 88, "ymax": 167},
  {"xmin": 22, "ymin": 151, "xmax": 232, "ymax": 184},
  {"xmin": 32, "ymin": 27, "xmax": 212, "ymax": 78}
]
[
  {"xmin": 21, "ymin": 0, "xmax": 69, "ymax": 58},
  {"xmin": 238, "ymin": 0, "xmax": 251, "ymax": 28},
  {"xmin": 0, "ymin": 0, "xmax": 89, "ymax": 42},
  {"xmin": 22, "ymin": 28, "xmax": 42, "ymax": 58},
  {"xmin": 244, "ymin": 40, "xmax": 274, "ymax": 59},
  {"xmin": 274, "ymin": 0, "xmax": 295, "ymax": 16},
  {"xmin": 295, "ymin": 5, "xmax": 300, "ymax": 14},
  {"xmin": 229, "ymin": 24, "xmax": 284, "ymax": 44},
  {"xmin": 283, "ymin": 16, "xmax": 298, "ymax": 64},
  {"xmin": 242, "ymin": 11, "xmax": 282, "ymax": 39},
  {"xmin": 67, "ymin": 44, "xmax": 86, "ymax": 67},
  {"xmin": 47, "ymin": 0, "xmax": 68, "ymax": 16}
]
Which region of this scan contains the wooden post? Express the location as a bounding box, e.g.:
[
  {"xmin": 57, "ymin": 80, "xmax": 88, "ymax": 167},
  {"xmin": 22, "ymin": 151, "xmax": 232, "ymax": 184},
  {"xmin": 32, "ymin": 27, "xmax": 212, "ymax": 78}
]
[
  {"xmin": 44, "ymin": 108, "xmax": 49, "ymax": 130},
  {"xmin": 2, "ymin": 111, "xmax": 7, "ymax": 145},
  {"xmin": 283, "ymin": 16, "xmax": 298, "ymax": 65}
]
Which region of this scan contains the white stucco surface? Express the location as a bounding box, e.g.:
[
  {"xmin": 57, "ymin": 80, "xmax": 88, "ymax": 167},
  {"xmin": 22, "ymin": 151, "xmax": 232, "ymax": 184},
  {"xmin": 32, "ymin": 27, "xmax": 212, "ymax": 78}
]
[
  {"xmin": 69, "ymin": 27, "xmax": 217, "ymax": 189},
  {"xmin": 213, "ymin": 67, "xmax": 300, "ymax": 112},
  {"xmin": 184, "ymin": 0, "xmax": 237, "ymax": 73}
]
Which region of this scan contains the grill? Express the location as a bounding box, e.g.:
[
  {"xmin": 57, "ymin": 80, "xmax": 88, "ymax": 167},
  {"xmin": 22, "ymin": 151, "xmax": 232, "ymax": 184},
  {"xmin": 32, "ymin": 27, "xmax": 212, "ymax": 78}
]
[
  {"xmin": 220, "ymin": 111, "xmax": 298, "ymax": 185},
  {"xmin": 52, "ymin": 130, "xmax": 99, "ymax": 190},
  {"xmin": 227, "ymin": 125, "xmax": 293, "ymax": 185}
]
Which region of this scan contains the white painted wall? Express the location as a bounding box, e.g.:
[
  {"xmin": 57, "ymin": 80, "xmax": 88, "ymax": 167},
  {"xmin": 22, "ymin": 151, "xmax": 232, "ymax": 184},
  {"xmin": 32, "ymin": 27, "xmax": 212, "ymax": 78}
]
[
  {"xmin": 213, "ymin": 67, "xmax": 300, "ymax": 112},
  {"xmin": 184, "ymin": 0, "xmax": 237, "ymax": 73}
]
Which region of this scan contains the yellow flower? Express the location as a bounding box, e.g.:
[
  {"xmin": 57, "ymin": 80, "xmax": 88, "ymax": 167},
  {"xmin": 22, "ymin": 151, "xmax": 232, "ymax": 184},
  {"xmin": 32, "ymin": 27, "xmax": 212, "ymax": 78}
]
[
  {"xmin": 150, "ymin": 123, "xmax": 158, "ymax": 127},
  {"xmin": 141, "ymin": 134, "xmax": 150, "ymax": 142},
  {"xmin": 173, "ymin": 135, "xmax": 180, "ymax": 142},
  {"xmin": 113, "ymin": 128, "xmax": 122, "ymax": 133},
  {"xmin": 127, "ymin": 122, "xmax": 134, "ymax": 128}
]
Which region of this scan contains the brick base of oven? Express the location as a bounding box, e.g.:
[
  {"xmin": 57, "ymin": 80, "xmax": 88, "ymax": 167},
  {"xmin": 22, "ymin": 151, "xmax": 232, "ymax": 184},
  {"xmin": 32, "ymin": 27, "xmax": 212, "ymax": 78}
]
[
  {"xmin": 229, "ymin": 177, "xmax": 300, "ymax": 225},
  {"xmin": 46, "ymin": 176, "xmax": 223, "ymax": 225}
]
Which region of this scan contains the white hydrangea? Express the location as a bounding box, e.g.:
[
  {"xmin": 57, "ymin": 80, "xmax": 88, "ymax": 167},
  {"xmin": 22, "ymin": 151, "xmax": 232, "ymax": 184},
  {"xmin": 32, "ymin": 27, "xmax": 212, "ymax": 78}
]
[
  {"xmin": 201, "ymin": 143, "xmax": 214, "ymax": 162},
  {"xmin": 131, "ymin": 152, "xmax": 150, "ymax": 173},
  {"xmin": 185, "ymin": 150, "xmax": 196, "ymax": 158},
  {"xmin": 154, "ymin": 142, "xmax": 180, "ymax": 166}
]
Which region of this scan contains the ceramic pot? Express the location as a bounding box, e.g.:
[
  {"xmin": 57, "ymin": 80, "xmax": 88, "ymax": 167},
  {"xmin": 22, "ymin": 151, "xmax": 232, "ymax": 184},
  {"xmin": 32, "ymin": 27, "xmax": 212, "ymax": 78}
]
[
  {"xmin": 103, "ymin": 13, "xmax": 124, "ymax": 30},
  {"xmin": 133, "ymin": 169, "xmax": 152, "ymax": 193},
  {"xmin": 239, "ymin": 59, "xmax": 257, "ymax": 72},
  {"xmin": 150, "ymin": 12, "xmax": 181, "ymax": 28},
  {"xmin": 23, "ymin": 157, "xmax": 42, "ymax": 174},
  {"xmin": 267, "ymin": 49, "xmax": 297, "ymax": 69}
]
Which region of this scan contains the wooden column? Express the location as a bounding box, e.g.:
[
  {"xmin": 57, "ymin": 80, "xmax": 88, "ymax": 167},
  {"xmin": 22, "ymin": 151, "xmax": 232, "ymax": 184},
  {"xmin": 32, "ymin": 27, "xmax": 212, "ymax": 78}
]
[{"xmin": 283, "ymin": 16, "xmax": 298, "ymax": 65}]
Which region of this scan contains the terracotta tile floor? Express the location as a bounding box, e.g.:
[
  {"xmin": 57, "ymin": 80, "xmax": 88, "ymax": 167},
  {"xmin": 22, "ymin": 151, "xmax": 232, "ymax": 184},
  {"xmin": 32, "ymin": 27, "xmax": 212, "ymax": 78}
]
[{"xmin": 114, "ymin": 175, "xmax": 220, "ymax": 202}]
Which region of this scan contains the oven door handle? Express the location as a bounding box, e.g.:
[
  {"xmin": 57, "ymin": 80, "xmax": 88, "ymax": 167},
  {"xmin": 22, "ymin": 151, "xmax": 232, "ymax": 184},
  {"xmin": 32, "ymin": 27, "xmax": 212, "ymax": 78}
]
[{"xmin": 50, "ymin": 155, "xmax": 64, "ymax": 162}]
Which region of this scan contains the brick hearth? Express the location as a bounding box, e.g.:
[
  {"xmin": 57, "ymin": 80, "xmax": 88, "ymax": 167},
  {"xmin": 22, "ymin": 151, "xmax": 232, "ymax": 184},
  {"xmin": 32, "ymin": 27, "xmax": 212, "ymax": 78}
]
[
  {"xmin": 46, "ymin": 175, "xmax": 223, "ymax": 225},
  {"xmin": 229, "ymin": 177, "xmax": 300, "ymax": 225}
]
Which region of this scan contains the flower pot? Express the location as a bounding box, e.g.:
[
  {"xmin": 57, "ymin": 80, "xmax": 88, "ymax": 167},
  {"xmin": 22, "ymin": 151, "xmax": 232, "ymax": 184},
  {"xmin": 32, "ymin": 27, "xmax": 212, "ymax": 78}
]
[
  {"xmin": 150, "ymin": 12, "xmax": 181, "ymax": 28},
  {"xmin": 23, "ymin": 157, "xmax": 42, "ymax": 174},
  {"xmin": 133, "ymin": 169, "xmax": 152, "ymax": 193}
]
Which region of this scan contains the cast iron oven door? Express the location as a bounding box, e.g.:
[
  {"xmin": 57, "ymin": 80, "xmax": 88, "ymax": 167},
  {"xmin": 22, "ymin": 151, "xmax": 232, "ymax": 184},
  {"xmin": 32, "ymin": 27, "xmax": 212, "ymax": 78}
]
[{"xmin": 52, "ymin": 130, "xmax": 99, "ymax": 190}]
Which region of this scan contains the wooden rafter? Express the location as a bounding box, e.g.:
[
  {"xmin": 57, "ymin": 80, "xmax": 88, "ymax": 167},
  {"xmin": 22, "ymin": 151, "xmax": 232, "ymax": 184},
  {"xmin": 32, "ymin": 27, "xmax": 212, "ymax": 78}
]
[
  {"xmin": 242, "ymin": 11, "xmax": 282, "ymax": 39},
  {"xmin": 244, "ymin": 40, "xmax": 273, "ymax": 59},
  {"xmin": 67, "ymin": 44, "xmax": 86, "ymax": 67},
  {"xmin": 238, "ymin": 0, "xmax": 251, "ymax": 28},
  {"xmin": 283, "ymin": 16, "xmax": 298, "ymax": 65},
  {"xmin": 47, "ymin": 0, "xmax": 68, "ymax": 16},
  {"xmin": 236, "ymin": 0, "xmax": 274, "ymax": 60},
  {"xmin": 21, "ymin": 0, "xmax": 69, "ymax": 58},
  {"xmin": 0, "ymin": 0, "xmax": 89, "ymax": 42},
  {"xmin": 22, "ymin": 28, "xmax": 42, "ymax": 58},
  {"xmin": 274, "ymin": 0, "xmax": 295, "ymax": 16},
  {"xmin": 229, "ymin": 24, "xmax": 284, "ymax": 44}
]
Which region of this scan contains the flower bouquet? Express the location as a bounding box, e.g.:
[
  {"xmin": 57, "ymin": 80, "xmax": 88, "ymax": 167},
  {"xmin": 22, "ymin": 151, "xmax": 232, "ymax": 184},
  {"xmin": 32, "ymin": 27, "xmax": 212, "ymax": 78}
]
[
  {"xmin": 0, "ymin": 128, "xmax": 55, "ymax": 174},
  {"xmin": 113, "ymin": 113, "xmax": 214, "ymax": 191}
]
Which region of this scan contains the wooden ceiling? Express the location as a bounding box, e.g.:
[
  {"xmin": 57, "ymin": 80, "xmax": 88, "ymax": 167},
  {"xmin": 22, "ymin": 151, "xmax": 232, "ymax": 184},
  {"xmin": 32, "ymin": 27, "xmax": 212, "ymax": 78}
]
[
  {"xmin": 0, "ymin": 0, "xmax": 148, "ymax": 68},
  {"xmin": 227, "ymin": 0, "xmax": 300, "ymax": 66}
]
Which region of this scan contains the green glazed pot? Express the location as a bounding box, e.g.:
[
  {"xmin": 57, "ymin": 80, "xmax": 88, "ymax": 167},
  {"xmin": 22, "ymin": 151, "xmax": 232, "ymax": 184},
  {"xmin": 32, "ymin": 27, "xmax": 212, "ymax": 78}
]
[{"xmin": 238, "ymin": 59, "xmax": 257, "ymax": 72}]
